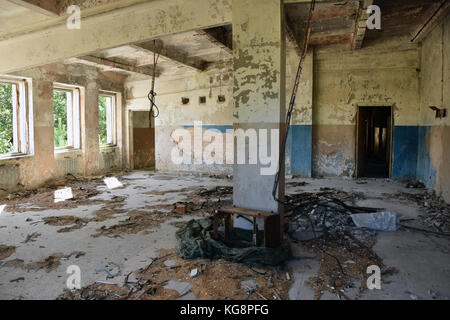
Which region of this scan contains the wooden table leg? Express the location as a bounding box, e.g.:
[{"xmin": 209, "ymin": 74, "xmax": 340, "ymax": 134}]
[
  {"xmin": 253, "ymin": 217, "xmax": 258, "ymax": 246},
  {"xmin": 224, "ymin": 213, "xmax": 232, "ymax": 244},
  {"xmin": 264, "ymin": 215, "xmax": 280, "ymax": 248}
]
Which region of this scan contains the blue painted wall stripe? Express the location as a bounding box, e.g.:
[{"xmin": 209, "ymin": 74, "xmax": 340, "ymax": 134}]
[
  {"xmin": 288, "ymin": 125, "xmax": 312, "ymax": 177},
  {"xmin": 392, "ymin": 126, "xmax": 419, "ymax": 179}
]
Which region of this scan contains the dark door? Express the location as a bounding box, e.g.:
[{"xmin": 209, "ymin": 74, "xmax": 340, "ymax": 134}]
[{"xmin": 356, "ymin": 106, "xmax": 392, "ymax": 178}]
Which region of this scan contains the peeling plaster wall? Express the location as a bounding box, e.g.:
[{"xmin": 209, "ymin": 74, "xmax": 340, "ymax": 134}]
[
  {"xmin": 126, "ymin": 37, "xmax": 433, "ymax": 188},
  {"xmin": 126, "ymin": 68, "xmax": 233, "ymax": 175},
  {"xmin": 312, "ymin": 40, "xmax": 421, "ymax": 178},
  {"xmin": 125, "ymin": 43, "xmax": 312, "ymax": 177},
  {"xmin": 0, "ymin": 63, "xmax": 126, "ymax": 192},
  {"xmin": 285, "ymin": 46, "xmax": 313, "ymax": 177},
  {"xmin": 417, "ymin": 20, "xmax": 450, "ymax": 202}
]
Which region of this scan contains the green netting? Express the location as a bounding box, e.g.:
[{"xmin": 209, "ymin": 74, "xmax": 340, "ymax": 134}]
[{"xmin": 175, "ymin": 217, "xmax": 292, "ymax": 267}]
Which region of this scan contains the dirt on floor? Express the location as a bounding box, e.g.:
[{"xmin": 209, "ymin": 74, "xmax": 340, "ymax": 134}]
[
  {"xmin": 58, "ymin": 248, "xmax": 292, "ymax": 300},
  {"xmin": 385, "ymin": 190, "xmax": 450, "ymax": 233},
  {"xmin": 92, "ymin": 209, "xmax": 179, "ymax": 238},
  {"xmin": 0, "ymin": 251, "xmax": 85, "ymax": 272},
  {"xmin": 0, "ymin": 245, "xmax": 16, "ymax": 261}
]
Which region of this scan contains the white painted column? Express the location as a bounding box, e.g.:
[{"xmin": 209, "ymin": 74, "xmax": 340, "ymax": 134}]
[{"xmin": 232, "ymin": 0, "xmax": 286, "ymax": 216}]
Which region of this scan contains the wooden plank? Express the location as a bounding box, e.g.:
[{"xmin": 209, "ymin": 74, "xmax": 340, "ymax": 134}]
[{"xmin": 217, "ymin": 206, "xmax": 277, "ymax": 219}]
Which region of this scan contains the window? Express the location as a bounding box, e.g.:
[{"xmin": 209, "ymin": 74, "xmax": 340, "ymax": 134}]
[
  {"xmin": 98, "ymin": 93, "xmax": 116, "ymax": 146},
  {"xmin": 53, "ymin": 84, "xmax": 80, "ymax": 150},
  {"xmin": 0, "ymin": 77, "xmax": 31, "ymax": 157}
]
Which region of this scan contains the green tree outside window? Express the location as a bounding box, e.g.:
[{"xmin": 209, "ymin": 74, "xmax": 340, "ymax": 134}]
[{"xmin": 0, "ymin": 83, "xmax": 13, "ymax": 154}]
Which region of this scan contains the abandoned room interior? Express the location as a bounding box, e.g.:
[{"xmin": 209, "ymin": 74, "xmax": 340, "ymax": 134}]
[{"xmin": 0, "ymin": 0, "xmax": 448, "ymax": 302}]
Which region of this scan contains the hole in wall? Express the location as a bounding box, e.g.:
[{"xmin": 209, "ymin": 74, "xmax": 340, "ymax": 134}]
[
  {"xmin": 199, "ymin": 96, "xmax": 206, "ymax": 104},
  {"xmin": 217, "ymin": 95, "xmax": 226, "ymax": 103},
  {"xmin": 181, "ymin": 97, "xmax": 190, "ymax": 105}
]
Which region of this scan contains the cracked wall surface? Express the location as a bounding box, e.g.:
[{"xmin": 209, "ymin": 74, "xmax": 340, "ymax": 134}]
[{"xmin": 0, "ymin": 63, "xmax": 126, "ymax": 192}]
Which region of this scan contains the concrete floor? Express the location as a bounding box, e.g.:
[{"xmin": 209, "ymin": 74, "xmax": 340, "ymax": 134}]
[{"xmin": 0, "ymin": 171, "xmax": 448, "ymax": 300}]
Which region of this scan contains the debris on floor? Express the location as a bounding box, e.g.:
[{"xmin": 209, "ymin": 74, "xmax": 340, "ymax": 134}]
[
  {"xmin": 43, "ymin": 216, "xmax": 89, "ymax": 233},
  {"xmin": 405, "ymin": 180, "xmax": 425, "ymax": 189},
  {"xmin": 176, "ymin": 217, "xmax": 292, "ymax": 267},
  {"xmin": 95, "ymin": 262, "xmax": 121, "ymax": 279},
  {"xmin": 58, "ymin": 248, "xmax": 292, "ymax": 300},
  {"xmin": 351, "ymin": 212, "xmax": 398, "ymax": 231},
  {"xmin": 92, "ymin": 209, "xmax": 176, "ymax": 238},
  {"xmin": 2, "ymin": 179, "xmax": 103, "ymax": 213},
  {"xmin": 284, "ymin": 189, "xmax": 397, "ymax": 299},
  {"xmin": 388, "ymin": 190, "xmax": 449, "ymax": 232},
  {"xmin": 22, "ymin": 232, "xmax": 41, "ymax": 243},
  {"xmin": 103, "ymin": 177, "xmax": 124, "ymax": 190},
  {"xmin": 1, "ymin": 251, "xmax": 85, "ymax": 272},
  {"xmin": 0, "ymin": 245, "xmax": 16, "ymax": 261}
]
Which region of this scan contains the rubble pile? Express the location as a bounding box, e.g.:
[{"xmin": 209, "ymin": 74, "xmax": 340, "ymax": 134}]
[
  {"xmin": 173, "ymin": 186, "xmax": 233, "ymax": 217},
  {"xmin": 58, "ymin": 248, "xmax": 292, "ymax": 300},
  {"xmin": 390, "ymin": 191, "xmax": 450, "ymax": 232},
  {"xmin": 285, "ymin": 190, "xmax": 378, "ymax": 241},
  {"xmin": 284, "ymin": 189, "xmax": 395, "ymax": 299}
]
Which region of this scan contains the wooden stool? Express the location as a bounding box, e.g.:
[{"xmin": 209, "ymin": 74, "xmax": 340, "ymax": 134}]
[{"xmin": 213, "ymin": 206, "xmax": 280, "ymax": 248}]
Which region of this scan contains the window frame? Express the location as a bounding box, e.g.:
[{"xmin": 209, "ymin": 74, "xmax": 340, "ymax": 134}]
[
  {"xmin": 98, "ymin": 91, "xmax": 117, "ymax": 148},
  {"xmin": 53, "ymin": 83, "xmax": 81, "ymax": 152},
  {"xmin": 0, "ymin": 76, "xmax": 32, "ymax": 159}
]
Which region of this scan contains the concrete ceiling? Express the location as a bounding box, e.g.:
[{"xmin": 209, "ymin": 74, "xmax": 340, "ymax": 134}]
[
  {"xmin": 0, "ymin": 0, "xmax": 444, "ymax": 78},
  {"xmin": 286, "ymin": 0, "xmax": 442, "ymax": 48}
]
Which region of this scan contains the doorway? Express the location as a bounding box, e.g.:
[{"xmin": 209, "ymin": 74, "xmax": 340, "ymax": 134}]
[
  {"xmin": 356, "ymin": 106, "xmax": 392, "ymax": 178},
  {"xmin": 131, "ymin": 111, "xmax": 155, "ymax": 170}
]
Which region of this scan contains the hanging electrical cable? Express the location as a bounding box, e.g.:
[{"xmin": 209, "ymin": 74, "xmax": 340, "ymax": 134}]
[
  {"xmin": 272, "ymin": 0, "xmax": 316, "ymax": 202},
  {"xmin": 148, "ymin": 40, "xmax": 161, "ymax": 127}
]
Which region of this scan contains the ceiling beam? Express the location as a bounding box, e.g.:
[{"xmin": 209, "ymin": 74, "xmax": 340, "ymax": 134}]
[
  {"xmin": 196, "ymin": 28, "xmax": 232, "ymax": 55},
  {"xmin": 74, "ymin": 56, "xmax": 159, "ymax": 77},
  {"xmin": 411, "ymin": 0, "xmax": 450, "ymax": 43},
  {"xmin": 284, "ymin": 0, "xmax": 354, "ymax": 4},
  {"xmin": 6, "ymin": 0, "xmax": 60, "ymax": 16},
  {"xmin": 350, "ymin": 0, "xmax": 373, "ymax": 50},
  {"xmin": 285, "ymin": 14, "xmax": 303, "ymax": 56},
  {"xmin": 0, "ymin": 0, "xmax": 231, "ymax": 74},
  {"xmin": 130, "ymin": 41, "xmax": 207, "ymax": 71}
]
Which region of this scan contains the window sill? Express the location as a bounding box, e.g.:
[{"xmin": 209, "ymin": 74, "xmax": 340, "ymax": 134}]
[
  {"xmin": 100, "ymin": 145, "xmax": 118, "ymax": 152},
  {"xmin": 54, "ymin": 148, "xmax": 82, "ymax": 155},
  {"xmin": 0, "ymin": 153, "xmax": 33, "ymax": 161}
]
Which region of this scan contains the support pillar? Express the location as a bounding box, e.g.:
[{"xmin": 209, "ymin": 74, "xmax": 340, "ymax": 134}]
[{"xmin": 232, "ymin": 0, "xmax": 286, "ymax": 221}]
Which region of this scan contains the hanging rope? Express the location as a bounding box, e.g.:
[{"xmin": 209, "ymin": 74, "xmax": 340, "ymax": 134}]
[
  {"xmin": 272, "ymin": 0, "xmax": 316, "ymax": 202},
  {"xmin": 148, "ymin": 40, "xmax": 161, "ymax": 127}
]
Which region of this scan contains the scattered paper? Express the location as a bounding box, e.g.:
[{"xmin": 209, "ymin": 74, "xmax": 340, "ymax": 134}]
[
  {"xmin": 104, "ymin": 177, "xmax": 123, "ymax": 190},
  {"xmin": 54, "ymin": 187, "xmax": 73, "ymax": 203}
]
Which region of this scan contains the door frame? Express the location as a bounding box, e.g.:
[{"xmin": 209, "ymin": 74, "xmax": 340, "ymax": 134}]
[{"xmin": 355, "ymin": 105, "xmax": 393, "ymax": 178}]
